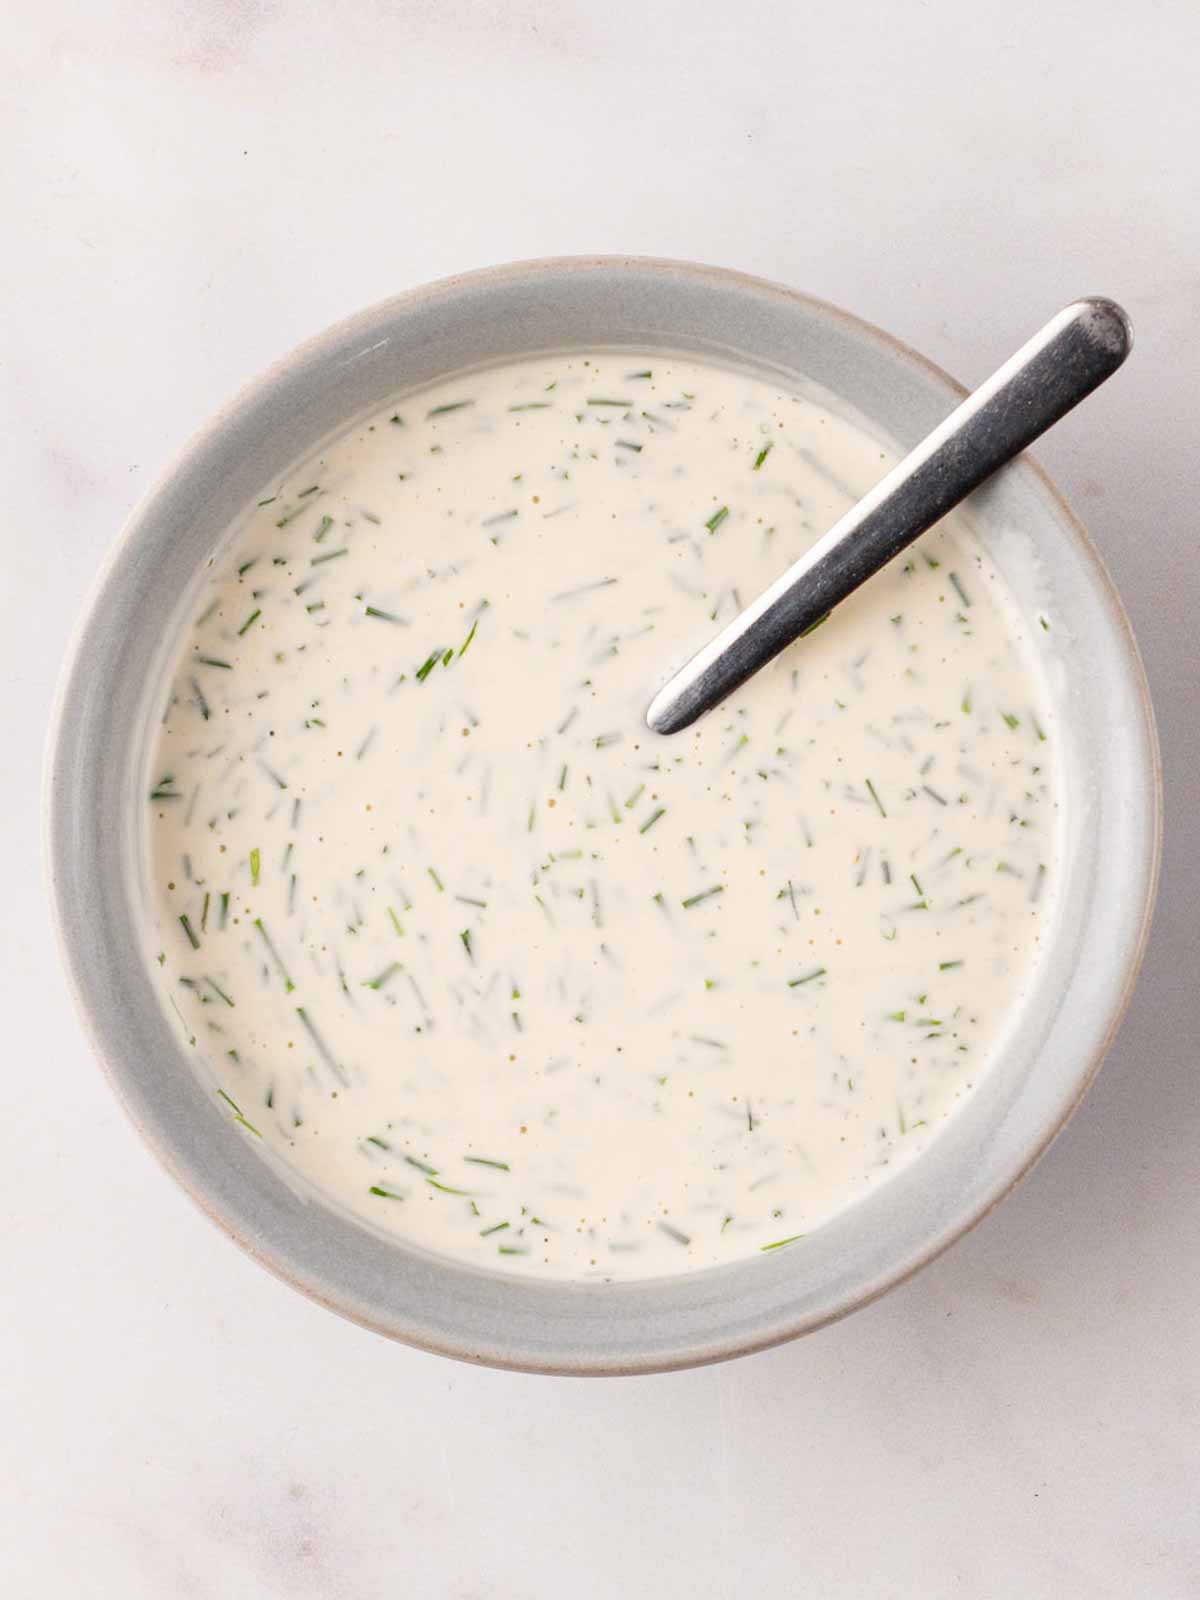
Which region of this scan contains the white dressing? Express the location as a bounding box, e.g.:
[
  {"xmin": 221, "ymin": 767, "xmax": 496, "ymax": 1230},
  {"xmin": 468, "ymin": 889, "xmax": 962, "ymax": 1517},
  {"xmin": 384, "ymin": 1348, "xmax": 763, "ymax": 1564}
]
[{"xmin": 141, "ymin": 353, "xmax": 1060, "ymax": 1278}]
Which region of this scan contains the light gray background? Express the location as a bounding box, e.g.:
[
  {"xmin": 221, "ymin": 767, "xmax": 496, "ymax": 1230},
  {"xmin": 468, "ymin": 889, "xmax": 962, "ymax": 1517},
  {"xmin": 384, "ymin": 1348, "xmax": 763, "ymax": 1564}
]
[{"xmin": 4, "ymin": 3, "xmax": 1197, "ymax": 1595}]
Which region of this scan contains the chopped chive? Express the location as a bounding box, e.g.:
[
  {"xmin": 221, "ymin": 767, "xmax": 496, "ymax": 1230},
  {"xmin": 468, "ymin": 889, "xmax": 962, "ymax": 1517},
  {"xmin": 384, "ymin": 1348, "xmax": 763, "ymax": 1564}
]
[
  {"xmin": 939, "ymin": 960, "xmax": 964, "ymax": 970},
  {"xmin": 753, "ymin": 441, "xmax": 774, "ymax": 470},
  {"xmin": 195, "ymin": 655, "xmax": 232, "ymax": 670},
  {"xmin": 368, "ymin": 1186, "xmax": 404, "ymax": 1200},
  {"xmin": 586, "ymin": 397, "xmax": 632, "ymax": 407},
  {"xmin": 253, "ymin": 918, "xmax": 294, "ymax": 992},
  {"xmin": 865, "ymin": 777, "xmax": 887, "ymax": 817},
  {"xmin": 250, "ymin": 847, "xmax": 261, "ymax": 885},
  {"xmin": 312, "ymin": 515, "xmax": 334, "ymax": 543},
  {"xmin": 463, "ymin": 1157, "xmax": 510, "ymax": 1171},
  {"xmin": 415, "ymin": 649, "xmax": 442, "ymax": 682},
  {"xmin": 427, "ymin": 867, "xmax": 444, "ymax": 892},
  {"xmin": 480, "ymin": 1220, "xmax": 510, "ymax": 1236},
  {"xmin": 787, "ymin": 966, "xmax": 826, "ymax": 987},
  {"xmin": 551, "ymin": 577, "xmax": 619, "ymax": 603},
  {"xmin": 179, "ymin": 914, "xmax": 200, "ymax": 950},
  {"xmin": 426, "ymin": 1178, "xmax": 472, "ymax": 1195},
  {"xmin": 364, "ymin": 606, "xmax": 407, "ymax": 624},
  {"xmin": 237, "ymin": 609, "xmax": 262, "ymax": 636},
  {"xmin": 761, "ymin": 1234, "xmax": 804, "ymax": 1251},
  {"xmin": 459, "ymin": 929, "xmax": 474, "ymax": 961},
  {"xmin": 639, "ymin": 806, "xmax": 666, "ymax": 835},
  {"xmin": 363, "ymin": 961, "xmax": 401, "ymax": 990},
  {"xmin": 427, "ymin": 400, "xmax": 473, "ymax": 416},
  {"xmin": 458, "ymin": 618, "xmax": 479, "ymax": 656},
  {"xmin": 922, "ymin": 784, "xmax": 948, "ymax": 806},
  {"xmin": 404, "ymin": 1155, "xmax": 437, "ymax": 1175},
  {"xmin": 1001, "ymin": 711, "xmax": 1020, "ymax": 729},
  {"xmin": 681, "ymin": 885, "xmax": 724, "ymax": 909},
  {"xmin": 658, "ymin": 1222, "xmax": 691, "ymax": 1246},
  {"xmin": 310, "ymin": 547, "xmax": 348, "ymax": 566},
  {"xmin": 217, "ymin": 1089, "xmax": 261, "ymax": 1138},
  {"xmin": 205, "ymin": 977, "xmax": 234, "ymax": 1007},
  {"xmin": 295, "ymin": 1006, "xmax": 346, "ymax": 1083},
  {"xmin": 508, "ymin": 402, "xmax": 552, "ymax": 411},
  {"xmin": 705, "ymin": 505, "xmax": 730, "ymax": 533},
  {"xmin": 275, "ymin": 498, "xmax": 319, "ymax": 528}
]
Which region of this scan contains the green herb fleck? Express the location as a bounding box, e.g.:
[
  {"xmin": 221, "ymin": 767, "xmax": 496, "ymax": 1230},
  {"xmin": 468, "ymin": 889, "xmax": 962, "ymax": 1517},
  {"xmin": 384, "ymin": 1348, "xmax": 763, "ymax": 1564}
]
[
  {"xmin": 253, "ymin": 918, "xmax": 294, "ymax": 992},
  {"xmin": 217, "ymin": 1089, "xmax": 261, "ymax": 1138},
  {"xmin": 682, "ymin": 885, "xmax": 724, "ymax": 910}
]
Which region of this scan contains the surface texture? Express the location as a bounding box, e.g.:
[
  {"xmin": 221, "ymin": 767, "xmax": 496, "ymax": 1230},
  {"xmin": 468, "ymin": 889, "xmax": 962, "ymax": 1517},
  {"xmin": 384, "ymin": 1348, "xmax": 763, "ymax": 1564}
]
[{"xmin": 5, "ymin": 0, "xmax": 1198, "ymax": 1593}]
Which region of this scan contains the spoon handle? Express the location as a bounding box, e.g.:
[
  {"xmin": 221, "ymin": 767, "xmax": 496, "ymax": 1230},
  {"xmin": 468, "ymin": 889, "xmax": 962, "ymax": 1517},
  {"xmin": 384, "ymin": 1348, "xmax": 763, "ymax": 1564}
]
[{"xmin": 646, "ymin": 297, "xmax": 1132, "ymax": 735}]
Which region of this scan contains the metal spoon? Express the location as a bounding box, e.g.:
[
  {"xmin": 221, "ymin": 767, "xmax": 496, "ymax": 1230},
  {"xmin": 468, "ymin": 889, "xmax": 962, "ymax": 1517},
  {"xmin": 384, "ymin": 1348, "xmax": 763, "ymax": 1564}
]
[{"xmin": 645, "ymin": 297, "xmax": 1132, "ymax": 736}]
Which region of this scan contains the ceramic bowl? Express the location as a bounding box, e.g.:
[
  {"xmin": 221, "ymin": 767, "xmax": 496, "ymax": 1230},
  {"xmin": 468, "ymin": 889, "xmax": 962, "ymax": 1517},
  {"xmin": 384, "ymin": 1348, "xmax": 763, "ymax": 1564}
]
[{"xmin": 46, "ymin": 258, "xmax": 1160, "ymax": 1374}]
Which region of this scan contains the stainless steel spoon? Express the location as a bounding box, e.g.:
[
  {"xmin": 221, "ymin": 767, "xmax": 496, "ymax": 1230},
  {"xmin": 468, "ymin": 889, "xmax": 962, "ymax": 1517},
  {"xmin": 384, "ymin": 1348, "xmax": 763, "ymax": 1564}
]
[{"xmin": 645, "ymin": 298, "xmax": 1132, "ymax": 736}]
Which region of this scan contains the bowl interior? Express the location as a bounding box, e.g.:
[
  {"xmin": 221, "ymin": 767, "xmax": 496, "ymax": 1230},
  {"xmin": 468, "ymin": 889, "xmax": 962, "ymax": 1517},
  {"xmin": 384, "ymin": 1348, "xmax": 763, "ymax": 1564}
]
[{"xmin": 47, "ymin": 259, "xmax": 1160, "ymax": 1374}]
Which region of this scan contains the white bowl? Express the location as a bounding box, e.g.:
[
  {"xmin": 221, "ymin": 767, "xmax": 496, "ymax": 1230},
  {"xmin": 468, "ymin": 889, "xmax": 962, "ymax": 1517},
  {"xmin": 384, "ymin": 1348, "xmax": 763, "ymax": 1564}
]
[{"xmin": 46, "ymin": 258, "xmax": 1161, "ymax": 1374}]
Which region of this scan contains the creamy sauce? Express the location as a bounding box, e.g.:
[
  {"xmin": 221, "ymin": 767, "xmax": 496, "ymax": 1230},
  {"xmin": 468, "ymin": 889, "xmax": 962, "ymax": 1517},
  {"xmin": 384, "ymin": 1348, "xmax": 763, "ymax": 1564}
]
[{"xmin": 141, "ymin": 353, "xmax": 1060, "ymax": 1278}]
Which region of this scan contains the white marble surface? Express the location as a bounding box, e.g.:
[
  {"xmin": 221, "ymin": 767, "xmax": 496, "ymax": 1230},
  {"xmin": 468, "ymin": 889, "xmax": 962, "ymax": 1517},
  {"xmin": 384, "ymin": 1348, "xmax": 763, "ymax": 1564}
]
[{"xmin": 5, "ymin": 2, "xmax": 1198, "ymax": 1593}]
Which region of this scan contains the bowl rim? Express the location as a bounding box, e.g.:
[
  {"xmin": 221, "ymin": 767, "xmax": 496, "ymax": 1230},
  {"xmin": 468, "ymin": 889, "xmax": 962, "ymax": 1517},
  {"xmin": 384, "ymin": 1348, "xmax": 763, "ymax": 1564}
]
[{"xmin": 44, "ymin": 255, "xmax": 1162, "ymax": 1374}]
